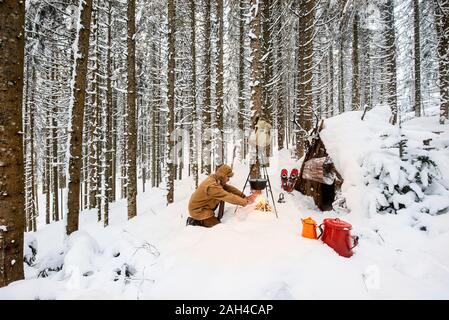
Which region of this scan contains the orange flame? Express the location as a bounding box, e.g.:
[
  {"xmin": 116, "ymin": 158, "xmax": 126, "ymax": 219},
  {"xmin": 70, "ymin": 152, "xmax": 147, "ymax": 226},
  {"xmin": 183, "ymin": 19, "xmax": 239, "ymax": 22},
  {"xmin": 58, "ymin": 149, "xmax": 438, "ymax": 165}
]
[{"xmin": 254, "ymin": 194, "xmax": 272, "ymax": 212}]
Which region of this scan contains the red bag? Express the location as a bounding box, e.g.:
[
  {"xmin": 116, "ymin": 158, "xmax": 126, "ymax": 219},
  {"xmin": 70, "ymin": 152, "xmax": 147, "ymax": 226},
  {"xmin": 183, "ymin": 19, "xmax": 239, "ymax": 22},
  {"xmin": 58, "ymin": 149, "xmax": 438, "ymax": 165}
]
[{"xmin": 320, "ymin": 218, "xmax": 359, "ymax": 258}]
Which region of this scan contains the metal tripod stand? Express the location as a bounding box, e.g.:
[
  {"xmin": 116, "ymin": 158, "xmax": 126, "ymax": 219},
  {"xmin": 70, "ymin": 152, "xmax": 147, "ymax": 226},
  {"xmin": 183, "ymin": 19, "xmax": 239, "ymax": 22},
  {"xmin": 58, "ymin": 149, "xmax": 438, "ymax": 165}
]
[{"xmin": 233, "ymin": 164, "xmax": 278, "ymax": 218}]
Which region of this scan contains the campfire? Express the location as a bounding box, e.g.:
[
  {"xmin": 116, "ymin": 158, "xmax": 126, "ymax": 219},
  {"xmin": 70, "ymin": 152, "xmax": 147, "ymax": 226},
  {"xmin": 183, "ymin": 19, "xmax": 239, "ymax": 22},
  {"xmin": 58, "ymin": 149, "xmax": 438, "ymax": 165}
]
[
  {"xmin": 239, "ymin": 173, "xmax": 277, "ymax": 218},
  {"xmin": 254, "ymin": 193, "xmax": 272, "ymax": 212}
]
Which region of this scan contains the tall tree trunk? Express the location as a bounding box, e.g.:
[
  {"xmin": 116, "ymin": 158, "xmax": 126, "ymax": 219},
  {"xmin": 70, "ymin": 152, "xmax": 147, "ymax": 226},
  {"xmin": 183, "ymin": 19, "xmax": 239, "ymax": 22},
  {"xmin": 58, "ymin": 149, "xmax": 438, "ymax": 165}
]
[
  {"xmin": 302, "ymin": 0, "xmax": 314, "ymax": 148},
  {"xmin": 216, "ymin": 0, "xmax": 224, "ymax": 168},
  {"xmin": 155, "ymin": 34, "xmax": 162, "ymax": 187},
  {"xmin": 23, "ymin": 61, "xmax": 31, "ymax": 232},
  {"xmin": 167, "ymin": 0, "xmax": 176, "ymax": 204},
  {"xmin": 52, "ymin": 67, "xmax": 59, "ymax": 222},
  {"xmin": 338, "ymin": 34, "xmax": 345, "ymax": 114},
  {"xmin": 121, "ymin": 91, "xmax": 127, "ymax": 200},
  {"xmin": 111, "ymin": 60, "xmax": 117, "ymax": 202},
  {"xmin": 296, "ymin": 0, "xmax": 315, "ymax": 159},
  {"xmin": 238, "ymin": 0, "xmax": 246, "ymax": 160},
  {"xmin": 177, "ymin": 109, "xmax": 183, "ymax": 180},
  {"xmin": 317, "ymin": 62, "xmax": 322, "ymax": 118},
  {"xmin": 151, "ymin": 51, "xmax": 157, "ymax": 189},
  {"xmin": 190, "ymin": 0, "xmax": 199, "ymax": 188},
  {"xmin": 45, "ymin": 105, "xmax": 51, "ymax": 225},
  {"xmin": 88, "ymin": 76, "xmax": 97, "ymax": 209},
  {"xmin": 104, "ymin": 0, "xmax": 113, "ymax": 226},
  {"xmin": 413, "ymin": 0, "xmax": 421, "ymax": 117},
  {"xmin": 338, "ymin": 0, "xmax": 348, "ymax": 114},
  {"xmin": 262, "ymin": 0, "xmax": 272, "ymax": 162},
  {"xmin": 249, "ymin": 0, "xmax": 262, "ymax": 179},
  {"xmin": 383, "ymin": 0, "xmax": 398, "ymax": 125},
  {"xmin": 276, "ymin": 16, "xmax": 285, "ymax": 150},
  {"xmin": 141, "ymin": 100, "xmax": 146, "ymax": 193},
  {"xmin": 0, "ymin": 0, "xmax": 26, "ymax": 287},
  {"xmin": 203, "ymin": 0, "xmax": 212, "ymax": 175},
  {"xmin": 82, "ymin": 132, "xmax": 88, "ymax": 210},
  {"xmin": 67, "ymin": 0, "xmax": 94, "ymax": 235},
  {"xmin": 262, "ymin": 0, "xmax": 273, "ymax": 120},
  {"xmin": 351, "ymin": 12, "xmax": 360, "ymax": 111},
  {"xmin": 95, "ymin": 4, "xmax": 102, "ymax": 222},
  {"xmin": 156, "ymin": 105, "xmax": 162, "ymax": 186},
  {"xmin": 127, "ymin": 0, "xmax": 137, "ymax": 218},
  {"xmin": 363, "ymin": 28, "xmax": 371, "ymax": 110},
  {"xmin": 88, "ymin": 3, "xmax": 99, "ymax": 213},
  {"xmin": 328, "ymin": 43, "xmax": 334, "ymax": 117},
  {"xmin": 435, "ymin": 0, "xmax": 449, "ymax": 124},
  {"xmin": 29, "ymin": 66, "xmax": 38, "ymax": 232}
]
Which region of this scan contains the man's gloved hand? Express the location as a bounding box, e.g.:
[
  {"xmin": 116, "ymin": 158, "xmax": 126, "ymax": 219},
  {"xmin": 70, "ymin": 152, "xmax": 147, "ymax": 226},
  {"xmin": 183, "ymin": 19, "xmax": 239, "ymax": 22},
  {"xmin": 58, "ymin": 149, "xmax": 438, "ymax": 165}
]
[{"xmin": 246, "ymin": 193, "xmax": 258, "ymax": 204}]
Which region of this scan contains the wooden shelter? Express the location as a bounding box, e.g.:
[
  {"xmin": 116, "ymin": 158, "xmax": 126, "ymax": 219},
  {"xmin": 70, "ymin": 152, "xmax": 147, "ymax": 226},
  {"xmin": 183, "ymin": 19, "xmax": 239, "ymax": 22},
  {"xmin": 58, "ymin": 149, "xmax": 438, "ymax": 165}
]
[{"xmin": 295, "ymin": 120, "xmax": 343, "ymax": 211}]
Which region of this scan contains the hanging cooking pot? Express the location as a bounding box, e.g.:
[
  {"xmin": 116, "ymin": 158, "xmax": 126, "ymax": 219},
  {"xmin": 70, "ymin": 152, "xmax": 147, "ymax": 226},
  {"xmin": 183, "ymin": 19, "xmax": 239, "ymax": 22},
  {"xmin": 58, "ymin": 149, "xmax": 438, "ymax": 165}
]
[{"xmin": 249, "ymin": 178, "xmax": 268, "ymax": 190}]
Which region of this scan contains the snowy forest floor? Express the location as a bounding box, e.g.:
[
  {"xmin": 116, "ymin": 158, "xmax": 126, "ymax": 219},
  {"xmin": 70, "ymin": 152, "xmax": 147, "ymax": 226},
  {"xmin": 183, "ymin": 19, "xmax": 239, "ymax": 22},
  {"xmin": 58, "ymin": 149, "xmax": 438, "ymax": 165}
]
[{"xmin": 2, "ymin": 124, "xmax": 449, "ymax": 299}]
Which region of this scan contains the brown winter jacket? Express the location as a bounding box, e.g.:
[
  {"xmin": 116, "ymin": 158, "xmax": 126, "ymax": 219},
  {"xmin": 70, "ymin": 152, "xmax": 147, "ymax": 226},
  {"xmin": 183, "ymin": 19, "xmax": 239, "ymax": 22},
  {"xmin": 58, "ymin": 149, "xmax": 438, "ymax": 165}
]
[{"xmin": 188, "ymin": 166, "xmax": 248, "ymax": 221}]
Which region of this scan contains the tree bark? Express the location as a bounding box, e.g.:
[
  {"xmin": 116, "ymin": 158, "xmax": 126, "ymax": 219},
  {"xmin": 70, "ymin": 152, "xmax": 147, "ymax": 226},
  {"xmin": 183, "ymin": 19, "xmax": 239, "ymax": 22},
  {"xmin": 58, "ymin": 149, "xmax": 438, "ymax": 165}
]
[
  {"xmin": 276, "ymin": 6, "xmax": 285, "ymax": 150},
  {"xmin": 29, "ymin": 66, "xmax": 38, "ymax": 232},
  {"xmin": 382, "ymin": 0, "xmax": 398, "ymax": 125},
  {"xmin": 127, "ymin": 0, "xmax": 137, "ymax": 218},
  {"xmin": 190, "ymin": 0, "xmax": 199, "ymax": 188},
  {"xmin": 23, "ymin": 61, "xmax": 31, "ymax": 232},
  {"xmin": 328, "ymin": 43, "xmax": 334, "ymax": 117},
  {"xmin": 121, "ymin": 92, "xmax": 127, "ymax": 200},
  {"xmin": 262, "ymin": 0, "xmax": 273, "ymax": 121},
  {"xmin": 151, "ymin": 40, "xmax": 157, "ymax": 188},
  {"xmin": 338, "ymin": 0, "xmax": 348, "ymax": 114},
  {"xmin": 249, "ymin": 0, "xmax": 263, "ymax": 179},
  {"xmin": 94, "ymin": 3, "xmax": 102, "ymax": 222},
  {"xmin": 351, "ymin": 12, "xmax": 360, "ymax": 111},
  {"xmin": 296, "ymin": 0, "xmax": 315, "ymax": 159},
  {"xmin": 167, "ymin": 0, "xmax": 176, "ymax": 204},
  {"xmin": 238, "ymin": 0, "xmax": 246, "ymax": 160},
  {"xmin": 435, "ymin": 0, "xmax": 449, "ymax": 124},
  {"xmin": 52, "ymin": 67, "xmax": 59, "ymax": 222},
  {"xmin": 0, "ymin": 0, "xmax": 26, "ymax": 287},
  {"xmin": 413, "ymin": 0, "xmax": 421, "ymax": 117},
  {"xmin": 262, "ymin": 0, "xmax": 272, "ymax": 162},
  {"xmin": 88, "ymin": 74, "xmax": 97, "ymax": 209},
  {"xmin": 338, "ymin": 33, "xmax": 345, "ymax": 114},
  {"xmin": 67, "ymin": 0, "xmax": 94, "ymax": 235},
  {"xmin": 111, "ymin": 60, "xmax": 117, "ymax": 202},
  {"xmin": 216, "ymin": 0, "xmax": 224, "ymax": 168},
  {"xmin": 363, "ymin": 28, "xmax": 371, "ymax": 110},
  {"xmin": 203, "ymin": 0, "xmax": 212, "ymax": 175},
  {"xmin": 104, "ymin": 0, "xmax": 113, "ymax": 226},
  {"xmin": 45, "ymin": 104, "xmax": 51, "ymax": 224}
]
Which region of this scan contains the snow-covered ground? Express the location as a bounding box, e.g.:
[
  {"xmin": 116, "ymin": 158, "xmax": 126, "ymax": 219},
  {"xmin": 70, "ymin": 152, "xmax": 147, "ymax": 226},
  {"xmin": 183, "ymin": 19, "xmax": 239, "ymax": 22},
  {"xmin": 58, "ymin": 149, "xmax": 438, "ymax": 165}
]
[{"xmin": 1, "ymin": 107, "xmax": 449, "ymax": 300}]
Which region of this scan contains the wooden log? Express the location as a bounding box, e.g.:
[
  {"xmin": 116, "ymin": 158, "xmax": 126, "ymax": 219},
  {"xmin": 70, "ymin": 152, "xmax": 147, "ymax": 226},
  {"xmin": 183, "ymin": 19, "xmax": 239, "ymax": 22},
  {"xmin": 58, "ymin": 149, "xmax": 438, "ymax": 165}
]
[{"xmin": 302, "ymin": 156, "xmax": 336, "ymax": 185}]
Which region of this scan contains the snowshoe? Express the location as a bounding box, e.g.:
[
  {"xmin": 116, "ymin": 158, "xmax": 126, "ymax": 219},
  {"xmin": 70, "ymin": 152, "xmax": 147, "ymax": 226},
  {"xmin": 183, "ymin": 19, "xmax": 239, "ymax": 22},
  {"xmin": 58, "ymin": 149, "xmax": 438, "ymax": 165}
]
[
  {"xmin": 281, "ymin": 169, "xmax": 289, "ymax": 191},
  {"xmin": 290, "ymin": 168, "xmax": 299, "ymax": 180},
  {"xmin": 285, "ymin": 168, "xmax": 299, "ymax": 192}
]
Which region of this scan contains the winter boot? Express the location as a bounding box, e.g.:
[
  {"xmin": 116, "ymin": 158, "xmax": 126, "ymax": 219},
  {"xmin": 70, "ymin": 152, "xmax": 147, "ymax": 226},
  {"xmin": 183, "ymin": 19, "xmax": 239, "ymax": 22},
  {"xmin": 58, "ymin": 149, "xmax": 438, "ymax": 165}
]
[{"xmin": 186, "ymin": 217, "xmax": 203, "ymax": 227}]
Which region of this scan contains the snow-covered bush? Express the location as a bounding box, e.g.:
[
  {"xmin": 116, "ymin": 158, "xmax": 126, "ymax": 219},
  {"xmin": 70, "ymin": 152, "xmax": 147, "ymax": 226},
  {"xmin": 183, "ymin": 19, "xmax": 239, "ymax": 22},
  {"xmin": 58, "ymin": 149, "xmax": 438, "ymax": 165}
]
[
  {"xmin": 37, "ymin": 250, "xmax": 64, "ymax": 278},
  {"xmin": 363, "ymin": 134, "xmax": 449, "ymax": 216},
  {"xmin": 62, "ymin": 231, "xmax": 100, "ymax": 278},
  {"xmin": 24, "ymin": 234, "xmax": 38, "ymax": 266}
]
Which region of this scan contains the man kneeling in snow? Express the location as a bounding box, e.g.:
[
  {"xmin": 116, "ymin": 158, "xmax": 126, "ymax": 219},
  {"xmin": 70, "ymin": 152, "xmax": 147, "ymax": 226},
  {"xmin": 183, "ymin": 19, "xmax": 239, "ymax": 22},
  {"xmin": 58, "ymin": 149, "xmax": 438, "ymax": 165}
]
[{"xmin": 187, "ymin": 164, "xmax": 257, "ymax": 227}]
